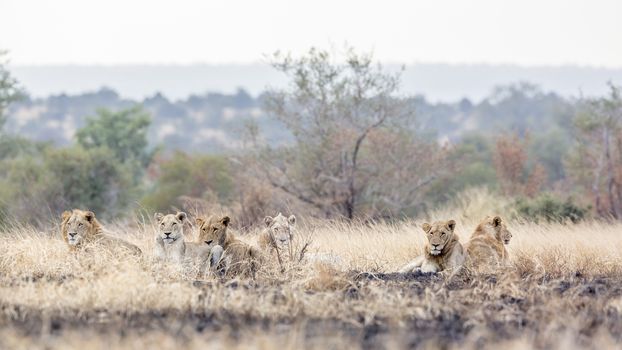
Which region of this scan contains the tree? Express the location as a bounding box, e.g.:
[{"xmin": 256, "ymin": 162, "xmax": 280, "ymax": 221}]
[
  {"xmin": 493, "ymin": 132, "xmax": 546, "ymax": 198},
  {"xmin": 76, "ymin": 106, "xmax": 154, "ymax": 181},
  {"xmin": 568, "ymin": 83, "xmax": 622, "ymax": 219},
  {"xmin": 252, "ymin": 47, "xmax": 448, "ymax": 219},
  {"xmin": 0, "ymin": 51, "xmax": 23, "ymax": 130}
]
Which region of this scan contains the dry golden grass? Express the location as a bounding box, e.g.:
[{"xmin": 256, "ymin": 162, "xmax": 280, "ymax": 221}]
[{"xmin": 1, "ymin": 192, "xmax": 622, "ymax": 349}]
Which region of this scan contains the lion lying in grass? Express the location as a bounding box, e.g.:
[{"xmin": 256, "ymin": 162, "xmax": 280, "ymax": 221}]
[
  {"xmin": 258, "ymin": 213, "xmax": 296, "ymax": 264},
  {"xmin": 465, "ymin": 216, "xmax": 513, "ymax": 271},
  {"xmin": 60, "ymin": 209, "xmax": 142, "ymax": 255},
  {"xmin": 196, "ymin": 215, "xmax": 260, "ymax": 277},
  {"xmin": 399, "ymin": 220, "xmax": 466, "ymax": 274},
  {"xmin": 153, "ymin": 212, "xmax": 223, "ymax": 273}
]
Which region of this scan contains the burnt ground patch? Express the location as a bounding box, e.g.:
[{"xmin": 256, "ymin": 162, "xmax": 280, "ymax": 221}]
[{"xmin": 2, "ymin": 276, "xmax": 622, "ymax": 349}]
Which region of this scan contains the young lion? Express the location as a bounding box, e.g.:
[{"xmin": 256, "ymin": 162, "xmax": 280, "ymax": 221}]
[
  {"xmin": 464, "ymin": 216, "xmax": 513, "ymax": 270},
  {"xmin": 258, "ymin": 213, "xmax": 296, "ymax": 261},
  {"xmin": 196, "ymin": 215, "xmax": 260, "ymax": 277},
  {"xmin": 399, "ymin": 220, "xmax": 466, "ymax": 274},
  {"xmin": 258, "ymin": 213, "xmax": 343, "ymax": 269},
  {"xmin": 153, "ymin": 212, "xmax": 223, "ymax": 271},
  {"xmin": 60, "ymin": 209, "xmax": 142, "ymax": 255}
]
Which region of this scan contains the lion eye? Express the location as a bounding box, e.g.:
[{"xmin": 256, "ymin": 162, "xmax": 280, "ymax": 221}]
[
  {"xmin": 161, "ymin": 223, "xmax": 164, "ymax": 227},
  {"xmin": 78, "ymin": 223, "xmax": 83, "ymax": 227},
  {"xmin": 441, "ymin": 232, "xmax": 446, "ymax": 236},
  {"xmin": 172, "ymin": 223, "xmax": 177, "ymax": 226},
  {"xmin": 213, "ymin": 228, "xmax": 218, "ymax": 233}
]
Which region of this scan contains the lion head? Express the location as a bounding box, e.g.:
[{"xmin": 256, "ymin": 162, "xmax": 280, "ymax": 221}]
[
  {"xmin": 154, "ymin": 212, "xmax": 187, "ymax": 244},
  {"xmin": 61, "ymin": 209, "xmax": 101, "ymax": 247},
  {"xmin": 421, "ymin": 220, "xmax": 457, "ymax": 256},
  {"xmin": 487, "ymin": 216, "xmax": 512, "ymax": 245},
  {"xmin": 196, "ymin": 215, "xmax": 231, "ymax": 247},
  {"xmin": 264, "ymin": 213, "xmax": 296, "ymax": 248}
]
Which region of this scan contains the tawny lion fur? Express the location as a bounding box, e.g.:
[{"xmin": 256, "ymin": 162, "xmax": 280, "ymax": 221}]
[
  {"xmin": 196, "ymin": 215, "xmax": 260, "ymax": 276},
  {"xmin": 399, "ymin": 220, "xmax": 466, "ymax": 274},
  {"xmin": 465, "ymin": 216, "xmax": 513, "ymax": 271},
  {"xmin": 60, "ymin": 209, "xmax": 142, "ymax": 255},
  {"xmin": 153, "ymin": 211, "xmax": 223, "ymax": 271}
]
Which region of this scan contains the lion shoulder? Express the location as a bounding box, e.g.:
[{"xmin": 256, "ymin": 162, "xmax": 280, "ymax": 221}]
[{"xmin": 465, "ymin": 216, "xmax": 511, "ymax": 269}]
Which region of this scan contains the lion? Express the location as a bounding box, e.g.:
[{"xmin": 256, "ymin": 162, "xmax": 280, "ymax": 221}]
[
  {"xmin": 464, "ymin": 216, "xmax": 513, "ymax": 270},
  {"xmin": 398, "ymin": 220, "xmax": 466, "ymax": 274},
  {"xmin": 195, "ymin": 215, "xmax": 260, "ymax": 277},
  {"xmin": 258, "ymin": 213, "xmax": 296, "ymax": 261},
  {"xmin": 258, "ymin": 213, "xmax": 343, "ymax": 269},
  {"xmin": 153, "ymin": 212, "xmax": 223, "ymax": 272},
  {"xmin": 60, "ymin": 209, "xmax": 142, "ymax": 255}
]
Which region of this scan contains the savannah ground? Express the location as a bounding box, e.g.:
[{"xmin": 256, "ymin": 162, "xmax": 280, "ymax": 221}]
[{"xmin": 1, "ymin": 195, "xmax": 622, "ymax": 350}]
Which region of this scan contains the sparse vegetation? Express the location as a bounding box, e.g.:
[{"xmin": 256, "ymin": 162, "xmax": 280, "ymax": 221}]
[{"xmin": 1, "ymin": 199, "xmax": 622, "ymax": 349}]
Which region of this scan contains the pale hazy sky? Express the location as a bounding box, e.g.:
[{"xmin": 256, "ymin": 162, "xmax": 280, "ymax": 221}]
[{"xmin": 1, "ymin": 0, "xmax": 621, "ymax": 67}]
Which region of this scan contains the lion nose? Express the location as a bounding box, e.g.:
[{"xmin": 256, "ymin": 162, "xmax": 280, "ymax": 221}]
[
  {"xmin": 69, "ymin": 232, "xmax": 77, "ymax": 237},
  {"xmin": 164, "ymin": 232, "xmax": 171, "ymax": 237},
  {"xmin": 432, "ymin": 244, "xmax": 440, "ymax": 248},
  {"xmin": 279, "ymin": 238, "xmax": 287, "ymax": 243}
]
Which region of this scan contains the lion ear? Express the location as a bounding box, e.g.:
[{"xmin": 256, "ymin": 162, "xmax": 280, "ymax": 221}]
[
  {"xmin": 288, "ymin": 215, "xmax": 296, "ymax": 225},
  {"xmin": 221, "ymin": 216, "xmax": 230, "ymax": 226},
  {"xmin": 422, "ymin": 223, "xmax": 432, "ymax": 233},
  {"xmin": 264, "ymin": 216, "xmax": 273, "ymax": 227},
  {"xmin": 176, "ymin": 212, "xmax": 187, "ymax": 222},
  {"xmin": 84, "ymin": 211, "xmax": 95, "ymax": 223},
  {"xmin": 447, "ymin": 220, "xmax": 456, "ymax": 231},
  {"xmin": 154, "ymin": 213, "xmax": 164, "ymax": 222},
  {"xmin": 492, "ymin": 216, "xmax": 502, "ymax": 227},
  {"xmin": 61, "ymin": 210, "xmax": 72, "ymax": 222}
]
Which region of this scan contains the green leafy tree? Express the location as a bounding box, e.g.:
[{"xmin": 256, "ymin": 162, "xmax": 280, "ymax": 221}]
[
  {"xmin": 0, "ymin": 147, "xmax": 133, "ymax": 224},
  {"xmin": 76, "ymin": 106, "xmax": 154, "ymax": 179},
  {"xmin": 43, "ymin": 147, "xmax": 135, "ymax": 217}
]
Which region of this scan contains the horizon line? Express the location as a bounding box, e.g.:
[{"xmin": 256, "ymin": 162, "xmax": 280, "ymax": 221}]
[{"xmin": 9, "ymin": 61, "xmax": 622, "ymax": 70}]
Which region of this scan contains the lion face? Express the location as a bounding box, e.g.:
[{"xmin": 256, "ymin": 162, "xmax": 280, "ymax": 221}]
[
  {"xmin": 421, "ymin": 220, "xmax": 456, "ymax": 256},
  {"xmin": 61, "ymin": 209, "xmax": 96, "ymax": 246},
  {"xmin": 264, "ymin": 213, "xmax": 296, "ymax": 248},
  {"xmin": 154, "ymin": 212, "xmax": 187, "ymax": 244},
  {"xmin": 196, "ymin": 215, "xmax": 230, "ymax": 247},
  {"xmin": 490, "ymin": 216, "xmax": 512, "ymax": 245}
]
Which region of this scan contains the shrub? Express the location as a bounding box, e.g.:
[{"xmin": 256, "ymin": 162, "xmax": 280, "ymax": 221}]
[
  {"xmin": 141, "ymin": 152, "xmax": 234, "ymax": 213},
  {"xmin": 0, "ymin": 146, "xmax": 135, "ymax": 225},
  {"xmin": 514, "ymin": 194, "xmax": 588, "ymax": 223}
]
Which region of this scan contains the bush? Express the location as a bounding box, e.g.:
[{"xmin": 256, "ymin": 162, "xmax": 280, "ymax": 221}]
[
  {"xmin": 514, "ymin": 194, "xmax": 588, "ymax": 223},
  {"xmin": 0, "ymin": 146, "xmax": 135, "ymax": 225},
  {"xmin": 141, "ymin": 152, "xmax": 234, "ymax": 213}
]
